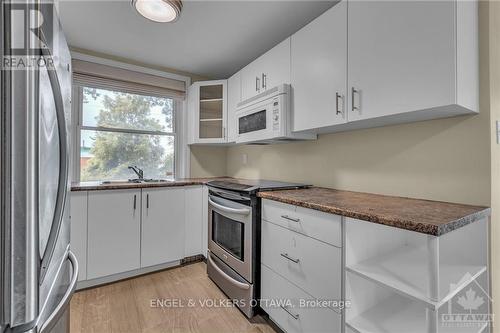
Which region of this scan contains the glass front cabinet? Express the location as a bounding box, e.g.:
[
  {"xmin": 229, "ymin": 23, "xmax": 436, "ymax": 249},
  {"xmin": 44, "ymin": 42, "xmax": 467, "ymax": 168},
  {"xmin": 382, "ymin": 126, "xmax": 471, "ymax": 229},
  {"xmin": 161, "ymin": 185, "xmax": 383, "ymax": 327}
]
[{"xmin": 187, "ymin": 80, "xmax": 228, "ymax": 144}]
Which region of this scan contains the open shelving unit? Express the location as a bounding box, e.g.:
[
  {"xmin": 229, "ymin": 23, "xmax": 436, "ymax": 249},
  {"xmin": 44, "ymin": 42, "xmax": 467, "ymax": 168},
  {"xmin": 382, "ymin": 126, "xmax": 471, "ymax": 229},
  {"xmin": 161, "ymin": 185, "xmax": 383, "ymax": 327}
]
[
  {"xmin": 346, "ymin": 287, "xmax": 488, "ymax": 333},
  {"xmin": 345, "ymin": 217, "xmax": 490, "ymax": 333},
  {"xmin": 347, "ymin": 245, "xmax": 486, "ymax": 309}
]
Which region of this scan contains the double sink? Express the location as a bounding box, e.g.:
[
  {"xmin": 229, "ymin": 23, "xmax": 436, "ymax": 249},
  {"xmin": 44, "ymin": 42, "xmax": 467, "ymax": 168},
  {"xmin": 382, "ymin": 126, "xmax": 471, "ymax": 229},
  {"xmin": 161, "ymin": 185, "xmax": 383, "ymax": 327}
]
[{"xmin": 100, "ymin": 179, "xmax": 172, "ymax": 185}]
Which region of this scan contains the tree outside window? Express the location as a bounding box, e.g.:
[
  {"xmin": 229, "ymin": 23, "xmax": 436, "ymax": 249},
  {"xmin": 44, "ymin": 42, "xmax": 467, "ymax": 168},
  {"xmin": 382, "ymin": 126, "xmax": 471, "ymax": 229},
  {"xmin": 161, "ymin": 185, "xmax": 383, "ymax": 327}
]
[{"xmin": 79, "ymin": 87, "xmax": 175, "ymax": 181}]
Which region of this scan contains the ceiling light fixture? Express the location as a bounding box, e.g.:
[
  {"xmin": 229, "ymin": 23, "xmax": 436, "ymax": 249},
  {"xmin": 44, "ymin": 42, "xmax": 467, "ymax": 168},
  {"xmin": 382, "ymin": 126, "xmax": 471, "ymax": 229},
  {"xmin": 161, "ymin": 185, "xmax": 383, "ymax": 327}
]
[{"xmin": 132, "ymin": 0, "xmax": 182, "ymax": 23}]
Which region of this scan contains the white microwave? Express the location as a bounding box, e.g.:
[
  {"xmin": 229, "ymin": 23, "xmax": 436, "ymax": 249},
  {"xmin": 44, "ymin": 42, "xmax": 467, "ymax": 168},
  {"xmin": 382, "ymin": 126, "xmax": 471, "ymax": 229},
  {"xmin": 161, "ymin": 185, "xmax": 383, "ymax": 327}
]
[{"xmin": 235, "ymin": 84, "xmax": 316, "ymax": 144}]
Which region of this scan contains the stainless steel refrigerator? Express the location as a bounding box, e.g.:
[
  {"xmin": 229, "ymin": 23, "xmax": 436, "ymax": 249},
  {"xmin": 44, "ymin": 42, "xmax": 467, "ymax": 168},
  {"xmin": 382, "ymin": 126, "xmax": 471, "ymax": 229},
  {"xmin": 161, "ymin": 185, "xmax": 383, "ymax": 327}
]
[{"xmin": 1, "ymin": 1, "xmax": 78, "ymax": 332}]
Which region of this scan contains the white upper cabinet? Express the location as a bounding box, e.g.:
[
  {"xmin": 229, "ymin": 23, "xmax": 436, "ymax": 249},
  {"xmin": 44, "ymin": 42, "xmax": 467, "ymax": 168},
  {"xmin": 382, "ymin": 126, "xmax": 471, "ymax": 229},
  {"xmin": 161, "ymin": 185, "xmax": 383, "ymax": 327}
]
[
  {"xmin": 141, "ymin": 187, "xmax": 185, "ymax": 268},
  {"xmin": 187, "ymin": 0, "xmax": 479, "ymax": 140},
  {"xmin": 227, "ymin": 72, "xmax": 241, "ymax": 143},
  {"xmin": 187, "ymin": 80, "xmax": 227, "ymax": 144},
  {"xmin": 291, "ymin": 1, "xmax": 347, "ymax": 132},
  {"xmin": 347, "ymin": 0, "xmax": 478, "ymax": 123},
  {"xmin": 241, "ymin": 38, "xmax": 291, "ymax": 101}
]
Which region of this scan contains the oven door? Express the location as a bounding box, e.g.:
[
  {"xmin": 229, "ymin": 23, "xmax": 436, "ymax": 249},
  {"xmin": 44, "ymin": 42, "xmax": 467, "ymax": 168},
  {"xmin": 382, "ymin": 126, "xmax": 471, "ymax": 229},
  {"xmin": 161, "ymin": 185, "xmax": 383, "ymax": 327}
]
[
  {"xmin": 236, "ymin": 99, "xmax": 273, "ymax": 143},
  {"xmin": 208, "ymin": 194, "xmax": 253, "ymax": 282}
]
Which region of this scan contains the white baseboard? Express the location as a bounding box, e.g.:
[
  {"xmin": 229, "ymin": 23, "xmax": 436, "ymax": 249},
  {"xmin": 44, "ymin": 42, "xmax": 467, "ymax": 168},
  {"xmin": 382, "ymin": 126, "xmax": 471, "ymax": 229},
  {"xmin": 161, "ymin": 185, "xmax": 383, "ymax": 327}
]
[{"xmin": 76, "ymin": 260, "xmax": 181, "ymax": 290}]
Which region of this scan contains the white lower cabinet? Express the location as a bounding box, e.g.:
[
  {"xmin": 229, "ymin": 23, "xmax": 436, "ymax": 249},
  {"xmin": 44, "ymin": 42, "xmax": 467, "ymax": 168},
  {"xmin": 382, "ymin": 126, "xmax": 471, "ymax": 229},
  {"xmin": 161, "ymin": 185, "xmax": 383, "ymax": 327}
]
[
  {"xmin": 184, "ymin": 186, "xmax": 204, "ymax": 257},
  {"xmin": 261, "ymin": 265, "xmax": 341, "ymax": 333},
  {"xmin": 87, "ymin": 189, "xmax": 141, "ymax": 279},
  {"xmin": 261, "ymin": 220, "xmax": 341, "ymax": 302},
  {"xmin": 262, "ymin": 199, "xmax": 342, "ymax": 247},
  {"xmin": 142, "ymin": 187, "xmax": 185, "ymax": 268},
  {"xmin": 82, "ymin": 186, "xmax": 193, "ymax": 282},
  {"xmin": 261, "ymin": 200, "xmax": 343, "ymax": 333},
  {"xmin": 70, "ymin": 192, "xmax": 88, "ymax": 281}
]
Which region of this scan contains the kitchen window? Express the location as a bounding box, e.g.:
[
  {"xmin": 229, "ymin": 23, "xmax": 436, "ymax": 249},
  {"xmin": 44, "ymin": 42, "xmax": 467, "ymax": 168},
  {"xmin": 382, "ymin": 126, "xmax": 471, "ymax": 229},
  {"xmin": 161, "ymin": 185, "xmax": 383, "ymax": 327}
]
[{"xmin": 74, "ymin": 85, "xmax": 178, "ymax": 182}]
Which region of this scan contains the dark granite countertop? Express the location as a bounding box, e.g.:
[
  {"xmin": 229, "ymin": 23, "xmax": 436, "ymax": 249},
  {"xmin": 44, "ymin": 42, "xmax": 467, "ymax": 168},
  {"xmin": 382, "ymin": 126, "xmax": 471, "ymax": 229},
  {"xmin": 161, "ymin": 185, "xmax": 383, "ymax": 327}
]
[
  {"xmin": 71, "ymin": 177, "xmax": 235, "ymax": 191},
  {"xmin": 258, "ymin": 187, "xmax": 490, "ymax": 236}
]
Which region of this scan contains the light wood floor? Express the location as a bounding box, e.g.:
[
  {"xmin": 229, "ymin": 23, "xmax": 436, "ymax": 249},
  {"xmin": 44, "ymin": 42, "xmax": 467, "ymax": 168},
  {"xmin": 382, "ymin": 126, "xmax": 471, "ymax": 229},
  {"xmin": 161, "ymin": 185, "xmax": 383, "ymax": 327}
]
[{"xmin": 70, "ymin": 262, "xmax": 276, "ymax": 333}]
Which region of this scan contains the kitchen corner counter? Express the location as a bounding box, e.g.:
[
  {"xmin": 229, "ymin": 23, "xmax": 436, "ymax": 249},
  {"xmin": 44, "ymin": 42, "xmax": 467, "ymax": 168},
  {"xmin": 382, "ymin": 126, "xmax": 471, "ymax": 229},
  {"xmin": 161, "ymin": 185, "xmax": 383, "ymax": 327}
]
[
  {"xmin": 71, "ymin": 177, "xmax": 234, "ymax": 192},
  {"xmin": 257, "ymin": 187, "xmax": 490, "ymax": 236}
]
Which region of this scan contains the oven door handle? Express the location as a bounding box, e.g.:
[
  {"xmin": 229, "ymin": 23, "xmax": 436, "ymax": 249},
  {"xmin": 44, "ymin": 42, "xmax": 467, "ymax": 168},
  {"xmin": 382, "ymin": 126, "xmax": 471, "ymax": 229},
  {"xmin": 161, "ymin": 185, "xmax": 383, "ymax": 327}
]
[
  {"xmin": 208, "ymin": 255, "xmax": 250, "ymax": 290},
  {"xmin": 208, "ymin": 197, "xmax": 251, "ymax": 216}
]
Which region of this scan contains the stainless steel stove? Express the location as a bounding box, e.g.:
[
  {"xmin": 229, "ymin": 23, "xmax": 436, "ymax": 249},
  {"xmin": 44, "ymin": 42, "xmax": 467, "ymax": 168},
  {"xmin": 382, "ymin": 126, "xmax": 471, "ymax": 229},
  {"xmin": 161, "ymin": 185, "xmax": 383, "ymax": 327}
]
[{"xmin": 205, "ymin": 179, "xmax": 309, "ymax": 318}]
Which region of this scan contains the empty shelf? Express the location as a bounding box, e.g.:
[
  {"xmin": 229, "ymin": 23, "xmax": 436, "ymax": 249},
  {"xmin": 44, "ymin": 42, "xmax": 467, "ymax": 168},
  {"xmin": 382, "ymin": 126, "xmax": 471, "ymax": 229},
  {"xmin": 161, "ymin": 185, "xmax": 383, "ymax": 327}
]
[
  {"xmin": 347, "ymin": 294, "xmax": 488, "ymax": 333},
  {"xmin": 347, "ymin": 246, "xmax": 486, "ymax": 309}
]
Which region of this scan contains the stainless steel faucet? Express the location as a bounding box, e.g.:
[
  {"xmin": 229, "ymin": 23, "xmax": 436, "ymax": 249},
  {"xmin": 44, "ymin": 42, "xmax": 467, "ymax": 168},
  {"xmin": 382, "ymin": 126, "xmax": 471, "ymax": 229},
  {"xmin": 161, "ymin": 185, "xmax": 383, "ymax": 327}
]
[{"xmin": 128, "ymin": 166, "xmax": 144, "ymax": 180}]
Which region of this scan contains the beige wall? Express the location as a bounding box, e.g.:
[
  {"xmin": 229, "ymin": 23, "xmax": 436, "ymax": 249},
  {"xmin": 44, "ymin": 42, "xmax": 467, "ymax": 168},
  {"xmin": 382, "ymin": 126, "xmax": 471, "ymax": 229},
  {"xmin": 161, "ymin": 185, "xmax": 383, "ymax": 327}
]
[
  {"xmin": 227, "ymin": 112, "xmax": 490, "ymax": 205},
  {"xmin": 226, "ymin": 3, "xmax": 491, "ymax": 207},
  {"xmin": 190, "ymin": 146, "xmax": 227, "ymax": 178}
]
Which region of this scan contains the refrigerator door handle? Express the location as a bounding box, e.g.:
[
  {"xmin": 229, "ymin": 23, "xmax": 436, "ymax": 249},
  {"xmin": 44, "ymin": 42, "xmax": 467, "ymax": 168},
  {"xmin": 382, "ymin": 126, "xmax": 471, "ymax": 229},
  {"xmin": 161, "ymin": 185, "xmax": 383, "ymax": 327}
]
[
  {"xmin": 7, "ymin": 250, "xmax": 78, "ymax": 333},
  {"xmin": 38, "ymin": 251, "xmax": 78, "ymax": 333},
  {"xmin": 38, "ymin": 35, "xmax": 70, "ymax": 283}
]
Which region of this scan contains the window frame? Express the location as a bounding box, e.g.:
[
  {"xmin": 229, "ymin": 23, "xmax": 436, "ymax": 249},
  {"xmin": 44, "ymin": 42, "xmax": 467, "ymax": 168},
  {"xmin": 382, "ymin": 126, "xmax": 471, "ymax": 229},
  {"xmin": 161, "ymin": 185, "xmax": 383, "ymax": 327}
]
[{"xmin": 72, "ymin": 84, "xmax": 181, "ymax": 182}]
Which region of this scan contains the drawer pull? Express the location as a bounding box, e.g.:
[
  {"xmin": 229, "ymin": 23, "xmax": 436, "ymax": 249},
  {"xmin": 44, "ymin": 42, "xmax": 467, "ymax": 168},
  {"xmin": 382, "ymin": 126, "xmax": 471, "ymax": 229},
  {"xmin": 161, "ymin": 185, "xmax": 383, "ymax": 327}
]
[
  {"xmin": 281, "ymin": 215, "xmax": 300, "ymax": 223},
  {"xmin": 280, "ymin": 305, "xmax": 300, "ymax": 320},
  {"xmin": 280, "ymin": 253, "xmax": 300, "ymax": 264}
]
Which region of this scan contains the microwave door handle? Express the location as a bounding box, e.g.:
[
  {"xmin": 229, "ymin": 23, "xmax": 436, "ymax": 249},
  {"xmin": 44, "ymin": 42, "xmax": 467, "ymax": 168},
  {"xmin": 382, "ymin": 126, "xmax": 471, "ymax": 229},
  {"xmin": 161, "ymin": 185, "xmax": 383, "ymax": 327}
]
[{"xmin": 208, "ymin": 197, "xmax": 251, "ymax": 215}]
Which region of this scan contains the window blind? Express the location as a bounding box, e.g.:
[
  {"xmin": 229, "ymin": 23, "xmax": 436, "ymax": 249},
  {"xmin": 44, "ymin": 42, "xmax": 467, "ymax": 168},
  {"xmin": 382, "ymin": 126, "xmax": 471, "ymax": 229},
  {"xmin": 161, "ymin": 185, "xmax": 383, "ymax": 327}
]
[{"xmin": 72, "ymin": 59, "xmax": 186, "ymax": 99}]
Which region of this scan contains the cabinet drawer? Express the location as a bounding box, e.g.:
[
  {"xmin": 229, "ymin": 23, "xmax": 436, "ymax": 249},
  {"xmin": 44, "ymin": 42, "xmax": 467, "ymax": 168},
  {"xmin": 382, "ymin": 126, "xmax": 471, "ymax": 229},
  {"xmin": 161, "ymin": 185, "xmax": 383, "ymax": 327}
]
[
  {"xmin": 262, "ymin": 220, "xmax": 341, "ymax": 303},
  {"xmin": 261, "ymin": 264, "xmax": 341, "ymax": 333},
  {"xmin": 262, "ymin": 199, "xmax": 342, "ymax": 247}
]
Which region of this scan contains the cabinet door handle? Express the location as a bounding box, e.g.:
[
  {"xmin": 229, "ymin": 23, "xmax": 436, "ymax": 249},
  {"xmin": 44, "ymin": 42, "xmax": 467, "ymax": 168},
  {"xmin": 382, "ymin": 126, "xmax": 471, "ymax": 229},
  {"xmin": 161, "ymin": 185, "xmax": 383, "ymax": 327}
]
[
  {"xmin": 256, "ymin": 77, "xmax": 260, "ymax": 92},
  {"xmin": 133, "ymin": 194, "xmax": 137, "ymax": 210},
  {"xmin": 280, "ymin": 253, "xmax": 300, "ymax": 264},
  {"xmin": 280, "ymin": 305, "xmax": 300, "ymax": 320},
  {"xmin": 281, "ymin": 215, "xmax": 300, "ymax": 223},
  {"xmin": 262, "ymin": 73, "xmax": 267, "ymax": 90},
  {"xmin": 336, "ymin": 92, "xmax": 342, "ymax": 115},
  {"xmin": 351, "ymin": 87, "xmax": 359, "ymax": 112},
  {"xmin": 146, "ymin": 194, "xmax": 149, "ymax": 209}
]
